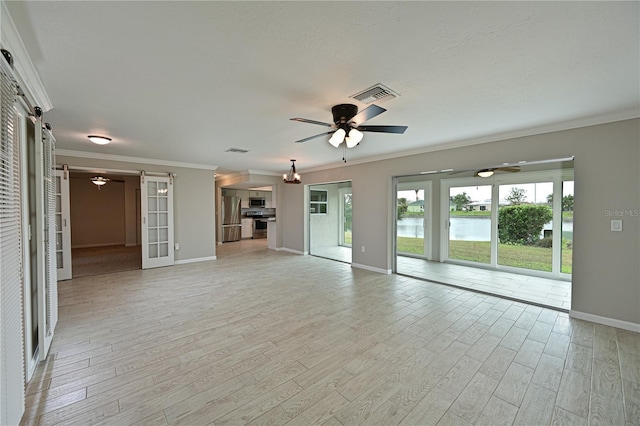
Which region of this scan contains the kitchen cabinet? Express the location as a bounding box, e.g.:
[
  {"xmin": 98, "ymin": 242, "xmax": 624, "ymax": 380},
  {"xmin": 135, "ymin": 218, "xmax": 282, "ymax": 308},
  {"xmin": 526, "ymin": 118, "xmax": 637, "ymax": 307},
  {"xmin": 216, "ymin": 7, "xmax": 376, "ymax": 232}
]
[
  {"xmin": 237, "ymin": 190, "xmax": 250, "ymax": 208},
  {"xmin": 241, "ymin": 218, "xmax": 253, "ymax": 239}
]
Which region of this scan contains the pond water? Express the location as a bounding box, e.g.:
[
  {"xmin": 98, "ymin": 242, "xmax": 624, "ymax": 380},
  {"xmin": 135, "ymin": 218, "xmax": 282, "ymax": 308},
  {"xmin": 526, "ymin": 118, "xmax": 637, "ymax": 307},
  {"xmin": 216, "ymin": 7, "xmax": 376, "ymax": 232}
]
[{"xmin": 397, "ymin": 217, "xmax": 573, "ymax": 241}]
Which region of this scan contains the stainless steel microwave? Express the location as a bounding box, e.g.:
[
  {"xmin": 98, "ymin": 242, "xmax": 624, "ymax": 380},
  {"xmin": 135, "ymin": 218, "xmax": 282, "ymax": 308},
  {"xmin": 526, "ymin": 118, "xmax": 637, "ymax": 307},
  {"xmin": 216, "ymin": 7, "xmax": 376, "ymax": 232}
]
[{"xmin": 249, "ymin": 198, "xmax": 265, "ymax": 207}]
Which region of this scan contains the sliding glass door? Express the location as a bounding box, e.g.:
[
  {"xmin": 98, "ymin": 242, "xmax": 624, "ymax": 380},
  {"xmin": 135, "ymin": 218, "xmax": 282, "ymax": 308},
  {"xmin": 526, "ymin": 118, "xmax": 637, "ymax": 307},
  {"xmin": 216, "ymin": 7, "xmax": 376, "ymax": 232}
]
[
  {"xmin": 441, "ymin": 169, "xmax": 574, "ymax": 278},
  {"xmin": 396, "ymin": 181, "xmax": 431, "ymax": 259},
  {"xmin": 447, "ymin": 184, "xmax": 492, "ymax": 264}
]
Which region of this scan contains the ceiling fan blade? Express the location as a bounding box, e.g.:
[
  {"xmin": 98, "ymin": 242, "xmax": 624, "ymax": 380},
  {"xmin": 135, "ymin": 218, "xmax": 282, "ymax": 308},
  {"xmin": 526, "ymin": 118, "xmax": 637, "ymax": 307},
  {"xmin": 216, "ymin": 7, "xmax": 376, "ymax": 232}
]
[
  {"xmin": 350, "ymin": 104, "xmax": 386, "ymax": 126},
  {"xmin": 290, "ymin": 117, "xmax": 334, "ymax": 127},
  {"xmin": 357, "ymin": 125, "xmax": 408, "ymax": 134},
  {"xmin": 497, "ymin": 166, "xmax": 521, "ymax": 172},
  {"xmin": 294, "ymin": 131, "xmax": 336, "ymax": 143}
]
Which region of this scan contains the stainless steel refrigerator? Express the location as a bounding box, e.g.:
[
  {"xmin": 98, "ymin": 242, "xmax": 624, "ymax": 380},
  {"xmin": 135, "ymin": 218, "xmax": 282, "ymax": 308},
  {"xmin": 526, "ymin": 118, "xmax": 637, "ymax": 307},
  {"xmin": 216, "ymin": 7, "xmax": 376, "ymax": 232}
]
[{"xmin": 221, "ymin": 196, "xmax": 242, "ymax": 242}]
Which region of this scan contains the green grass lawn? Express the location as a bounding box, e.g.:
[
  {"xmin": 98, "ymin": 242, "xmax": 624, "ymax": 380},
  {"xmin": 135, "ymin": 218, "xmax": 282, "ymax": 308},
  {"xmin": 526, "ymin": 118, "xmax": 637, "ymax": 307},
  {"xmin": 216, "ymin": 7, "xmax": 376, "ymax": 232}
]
[{"xmin": 397, "ymin": 237, "xmax": 572, "ymax": 274}]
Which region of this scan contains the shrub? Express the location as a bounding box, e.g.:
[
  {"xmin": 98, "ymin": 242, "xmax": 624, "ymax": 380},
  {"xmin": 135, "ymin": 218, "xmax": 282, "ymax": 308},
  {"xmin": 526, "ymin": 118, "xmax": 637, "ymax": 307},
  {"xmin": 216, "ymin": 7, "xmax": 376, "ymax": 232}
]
[
  {"xmin": 534, "ymin": 237, "xmax": 553, "ymax": 248},
  {"xmin": 498, "ymin": 205, "xmax": 553, "ymax": 245}
]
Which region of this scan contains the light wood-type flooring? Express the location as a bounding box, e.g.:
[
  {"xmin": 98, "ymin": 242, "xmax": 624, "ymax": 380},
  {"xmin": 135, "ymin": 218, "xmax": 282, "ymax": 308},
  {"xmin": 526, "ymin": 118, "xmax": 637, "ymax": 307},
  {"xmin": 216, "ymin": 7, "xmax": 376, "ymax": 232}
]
[{"xmin": 21, "ymin": 240, "xmax": 640, "ymax": 425}]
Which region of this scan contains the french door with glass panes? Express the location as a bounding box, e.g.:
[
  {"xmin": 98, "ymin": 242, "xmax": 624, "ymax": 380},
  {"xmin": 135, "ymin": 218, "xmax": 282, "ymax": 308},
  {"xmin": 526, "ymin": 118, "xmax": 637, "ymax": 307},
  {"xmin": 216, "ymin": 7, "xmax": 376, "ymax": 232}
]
[
  {"xmin": 55, "ymin": 170, "xmax": 72, "ymax": 280},
  {"xmin": 141, "ymin": 175, "xmax": 174, "ymax": 269}
]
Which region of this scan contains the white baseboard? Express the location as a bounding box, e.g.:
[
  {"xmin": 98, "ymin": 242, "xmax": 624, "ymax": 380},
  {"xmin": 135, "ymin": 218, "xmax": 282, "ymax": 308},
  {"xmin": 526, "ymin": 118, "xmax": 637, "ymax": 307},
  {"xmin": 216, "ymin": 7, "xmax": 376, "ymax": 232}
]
[
  {"xmin": 570, "ymin": 310, "xmax": 640, "ymax": 333},
  {"xmin": 174, "ymin": 256, "xmax": 217, "ymax": 265},
  {"xmin": 276, "ymin": 247, "xmax": 307, "ymax": 255},
  {"xmin": 351, "ymin": 263, "xmax": 392, "ymax": 275}
]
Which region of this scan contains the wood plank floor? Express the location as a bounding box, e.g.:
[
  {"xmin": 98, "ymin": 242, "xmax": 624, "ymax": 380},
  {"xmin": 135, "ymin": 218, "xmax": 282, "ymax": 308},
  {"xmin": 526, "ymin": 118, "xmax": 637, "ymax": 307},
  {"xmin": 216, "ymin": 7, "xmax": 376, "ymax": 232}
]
[{"xmin": 21, "ymin": 240, "xmax": 640, "ymax": 425}]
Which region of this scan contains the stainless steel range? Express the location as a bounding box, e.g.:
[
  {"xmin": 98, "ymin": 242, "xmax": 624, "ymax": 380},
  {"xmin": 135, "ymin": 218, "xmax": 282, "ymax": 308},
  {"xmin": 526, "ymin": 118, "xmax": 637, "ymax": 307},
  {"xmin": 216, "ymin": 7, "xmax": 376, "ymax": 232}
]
[
  {"xmin": 246, "ymin": 210, "xmax": 268, "ymax": 239},
  {"xmin": 253, "ymin": 219, "xmax": 268, "ymax": 239}
]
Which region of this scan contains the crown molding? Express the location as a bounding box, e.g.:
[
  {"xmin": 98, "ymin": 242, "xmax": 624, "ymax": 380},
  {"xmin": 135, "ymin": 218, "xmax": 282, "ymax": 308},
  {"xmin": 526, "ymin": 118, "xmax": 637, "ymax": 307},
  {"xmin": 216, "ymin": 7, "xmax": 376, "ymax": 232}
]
[
  {"xmin": 301, "ymin": 111, "xmax": 640, "ymax": 174},
  {"xmin": 1, "ymin": 1, "xmax": 53, "ymax": 111},
  {"xmin": 56, "ymin": 149, "xmax": 218, "ymax": 170}
]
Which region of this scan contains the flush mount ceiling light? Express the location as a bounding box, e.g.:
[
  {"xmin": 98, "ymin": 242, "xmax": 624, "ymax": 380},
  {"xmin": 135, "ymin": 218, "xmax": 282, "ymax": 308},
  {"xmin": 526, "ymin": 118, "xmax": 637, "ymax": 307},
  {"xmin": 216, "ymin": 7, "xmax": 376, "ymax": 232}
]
[
  {"xmin": 88, "ymin": 135, "xmax": 111, "ymax": 145},
  {"xmin": 90, "ymin": 176, "xmax": 110, "ymax": 189},
  {"xmin": 282, "ymin": 159, "xmax": 301, "ymax": 184}
]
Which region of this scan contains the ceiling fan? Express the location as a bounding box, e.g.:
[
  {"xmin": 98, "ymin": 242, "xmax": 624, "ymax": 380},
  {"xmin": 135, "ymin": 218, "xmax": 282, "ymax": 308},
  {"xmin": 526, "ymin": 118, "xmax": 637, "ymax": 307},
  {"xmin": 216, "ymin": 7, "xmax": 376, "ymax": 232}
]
[
  {"xmin": 290, "ymin": 103, "xmax": 407, "ymax": 148},
  {"xmin": 475, "ymin": 166, "xmax": 520, "ymax": 178}
]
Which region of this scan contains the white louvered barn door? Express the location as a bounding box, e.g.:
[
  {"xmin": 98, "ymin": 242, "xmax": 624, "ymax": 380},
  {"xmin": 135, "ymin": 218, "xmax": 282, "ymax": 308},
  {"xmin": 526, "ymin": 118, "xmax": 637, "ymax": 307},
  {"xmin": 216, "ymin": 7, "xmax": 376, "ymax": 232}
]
[{"xmin": 0, "ymin": 53, "xmax": 26, "ymax": 426}]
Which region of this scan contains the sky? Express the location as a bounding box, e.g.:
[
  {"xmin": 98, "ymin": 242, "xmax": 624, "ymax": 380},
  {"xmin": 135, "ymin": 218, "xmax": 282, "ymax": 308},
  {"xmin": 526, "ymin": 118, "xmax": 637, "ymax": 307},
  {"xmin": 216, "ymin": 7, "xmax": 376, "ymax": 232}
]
[{"xmin": 399, "ymin": 181, "xmax": 574, "ymax": 204}]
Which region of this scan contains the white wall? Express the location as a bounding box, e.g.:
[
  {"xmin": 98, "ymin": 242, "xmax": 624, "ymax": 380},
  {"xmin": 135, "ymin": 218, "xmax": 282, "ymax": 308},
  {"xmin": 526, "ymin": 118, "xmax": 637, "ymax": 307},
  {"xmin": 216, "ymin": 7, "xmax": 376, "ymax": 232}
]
[{"xmin": 279, "ymin": 119, "xmax": 640, "ymax": 328}]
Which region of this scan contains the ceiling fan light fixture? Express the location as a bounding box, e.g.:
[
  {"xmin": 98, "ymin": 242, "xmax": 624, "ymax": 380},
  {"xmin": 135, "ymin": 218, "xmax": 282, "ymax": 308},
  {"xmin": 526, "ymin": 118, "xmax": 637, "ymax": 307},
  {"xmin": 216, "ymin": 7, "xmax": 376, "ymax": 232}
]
[
  {"xmin": 88, "ymin": 135, "xmax": 111, "ymax": 145},
  {"xmin": 345, "ymin": 128, "xmax": 363, "ymax": 148},
  {"xmin": 283, "ymin": 159, "xmax": 301, "ymax": 184},
  {"xmin": 90, "ymin": 176, "xmax": 110, "ymax": 188},
  {"xmin": 477, "ymin": 169, "xmax": 495, "ymax": 178},
  {"xmin": 328, "ymin": 128, "xmax": 346, "ymax": 147}
]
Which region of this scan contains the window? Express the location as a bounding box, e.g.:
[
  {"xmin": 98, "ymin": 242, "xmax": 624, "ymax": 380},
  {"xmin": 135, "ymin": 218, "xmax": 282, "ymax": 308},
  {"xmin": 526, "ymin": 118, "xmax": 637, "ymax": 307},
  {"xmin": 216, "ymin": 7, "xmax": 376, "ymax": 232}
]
[{"xmin": 310, "ymin": 189, "xmax": 328, "ymax": 214}]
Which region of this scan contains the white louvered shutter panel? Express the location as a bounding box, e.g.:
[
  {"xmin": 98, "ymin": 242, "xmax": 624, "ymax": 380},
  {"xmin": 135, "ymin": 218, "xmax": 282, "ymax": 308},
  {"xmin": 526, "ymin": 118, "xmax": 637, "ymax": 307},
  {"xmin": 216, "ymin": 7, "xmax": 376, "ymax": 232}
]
[
  {"xmin": 0, "ymin": 55, "xmax": 26, "ymax": 425},
  {"xmin": 42, "ymin": 128, "xmax": 57, "ymax": 333}
]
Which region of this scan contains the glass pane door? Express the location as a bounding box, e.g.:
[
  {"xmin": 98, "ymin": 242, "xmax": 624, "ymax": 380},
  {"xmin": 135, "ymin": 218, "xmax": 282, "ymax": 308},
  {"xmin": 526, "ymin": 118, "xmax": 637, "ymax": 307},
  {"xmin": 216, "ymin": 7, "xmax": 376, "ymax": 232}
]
[
  {"xmin": 342, "ymin": 192, "xmax": 352, "ymax": 247},
  {"xmin": 497, "ymin": 182, "xmax": 553, "ymax": 272},
  {"xmin": 397, "ymin": 189, "xmax": 426, "ymax": 256},
  {"xmin": 142, "ymin": 176, "xmax": 174, "ymax": 269},
  {"xmin": 55, "ymin": 170, "xmax": 72, "ymax": 280},
  {"xmin": 561, "ymin": 181, "xmax": 574, "ymax": 274},
  {"xmin": 448, "ymin": 185, "xmax": 492, "ymax": 264}
]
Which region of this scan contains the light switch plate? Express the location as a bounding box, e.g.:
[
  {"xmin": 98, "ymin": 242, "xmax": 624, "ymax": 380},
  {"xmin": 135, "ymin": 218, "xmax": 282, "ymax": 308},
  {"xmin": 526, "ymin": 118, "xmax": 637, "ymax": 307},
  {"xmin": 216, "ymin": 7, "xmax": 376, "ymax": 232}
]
[{"xmin": 611, "ymin": 219, "xmax": 622, "ymax": 232}]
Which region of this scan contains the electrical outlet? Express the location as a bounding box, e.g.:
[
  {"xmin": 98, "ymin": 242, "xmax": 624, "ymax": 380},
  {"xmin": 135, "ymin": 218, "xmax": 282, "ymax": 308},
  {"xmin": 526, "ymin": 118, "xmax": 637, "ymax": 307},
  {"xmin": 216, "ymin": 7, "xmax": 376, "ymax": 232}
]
[
  {"xmin": 361, "ymin": 246, "xmax": 365, "ymax": 253},
  {"xmin": 175, "ymin": 243, "xmax": 180, "ymax": 250}
]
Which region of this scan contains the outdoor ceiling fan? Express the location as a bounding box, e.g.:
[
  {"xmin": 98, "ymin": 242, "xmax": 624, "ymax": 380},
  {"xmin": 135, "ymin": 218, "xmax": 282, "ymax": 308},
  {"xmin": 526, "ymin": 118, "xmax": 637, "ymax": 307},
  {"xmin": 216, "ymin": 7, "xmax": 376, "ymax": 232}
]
[
  {"xmin": 474, "ymin": 166, "xmax": 520, "ymax": 178},
  {"xmin": 290, "ymin": 103, "xmax": 407, "ymax": 148}
]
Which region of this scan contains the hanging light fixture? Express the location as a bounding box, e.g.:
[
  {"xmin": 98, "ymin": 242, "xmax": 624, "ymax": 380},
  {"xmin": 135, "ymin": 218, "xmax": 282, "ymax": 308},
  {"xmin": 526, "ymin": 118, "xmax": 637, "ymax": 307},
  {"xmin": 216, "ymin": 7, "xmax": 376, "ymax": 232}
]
[
  {"xmin": 328, "ymin": 127, "xmax": 364, "ymax": 149},
  {"xmin": 345, "ymin": 128, "xmax": 363, "ymax": 148},
  {"xmin": 282, "ymin": 159, "xmax": 301, "ymax": 184},
  {"xmin": 90, "ymin": 176, "xmax": 110, "ymax": 189},
  {"xmin": 328, "ymin": 128, "xmax": 346, "ymax": 148}
]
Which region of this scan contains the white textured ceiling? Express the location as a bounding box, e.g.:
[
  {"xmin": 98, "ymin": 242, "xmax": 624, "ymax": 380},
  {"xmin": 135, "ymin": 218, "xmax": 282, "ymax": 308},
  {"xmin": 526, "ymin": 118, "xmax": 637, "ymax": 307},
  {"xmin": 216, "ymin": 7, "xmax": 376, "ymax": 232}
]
[{"xmin": 6, "ymin": 1, "xmax": 639, "ymax": 177}]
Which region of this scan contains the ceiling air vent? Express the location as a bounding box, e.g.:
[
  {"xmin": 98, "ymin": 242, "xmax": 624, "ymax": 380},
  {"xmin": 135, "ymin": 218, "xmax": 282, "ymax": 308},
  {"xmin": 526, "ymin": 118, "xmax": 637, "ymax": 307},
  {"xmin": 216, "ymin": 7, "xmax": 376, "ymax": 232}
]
[
  {"xmin": 350, "ymin": 83, "xmax": 399, "ymax": 104},
  {"xmin": 225, "ymin": 148, "xmax": 249, "ymax": 153}
]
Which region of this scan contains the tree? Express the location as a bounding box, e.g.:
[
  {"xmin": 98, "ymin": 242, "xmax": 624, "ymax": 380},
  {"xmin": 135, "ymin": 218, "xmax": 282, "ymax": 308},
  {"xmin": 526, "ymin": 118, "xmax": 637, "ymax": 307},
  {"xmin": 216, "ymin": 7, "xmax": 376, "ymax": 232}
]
[
  {"xmin": 397, "ymin": 197, "xmax": 408, "ymax": 220},
  {"xmin": 450, "ymin": 192, "xmax": 471, "ymax": 211},
  {"xmin": 546, "ymin": 193, "xmax": 574, "ymax": 211},
  {"xmin": 498, "ymin": 205, "xmax": 553, "ymax": 245},
  {"xmin": 506, "ymin": 187, "xmax": 527, "ymax": 205},
  {"xmin": 562, "ymin": 194, "xmax": 574, "ymax": 211}
]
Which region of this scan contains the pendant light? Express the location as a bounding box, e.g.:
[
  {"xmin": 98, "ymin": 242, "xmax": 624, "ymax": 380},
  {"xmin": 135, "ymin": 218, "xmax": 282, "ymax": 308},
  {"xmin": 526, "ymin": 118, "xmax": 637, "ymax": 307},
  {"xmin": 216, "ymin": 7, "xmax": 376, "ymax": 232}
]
[{"xmin": 283, "ymin": 159, "xmax": 301, "ymax": 184}]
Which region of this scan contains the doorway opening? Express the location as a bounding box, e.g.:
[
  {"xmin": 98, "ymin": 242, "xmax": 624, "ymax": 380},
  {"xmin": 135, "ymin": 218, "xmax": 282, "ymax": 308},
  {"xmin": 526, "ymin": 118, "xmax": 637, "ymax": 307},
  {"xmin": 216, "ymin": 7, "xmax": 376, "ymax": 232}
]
[
  {"xmin": 308, "ymin": 181, "xmax": 352, "ymax": 263},
  {"xmin": 68, "ymin": 172, "xmax": 142, "ymax": 277}
]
